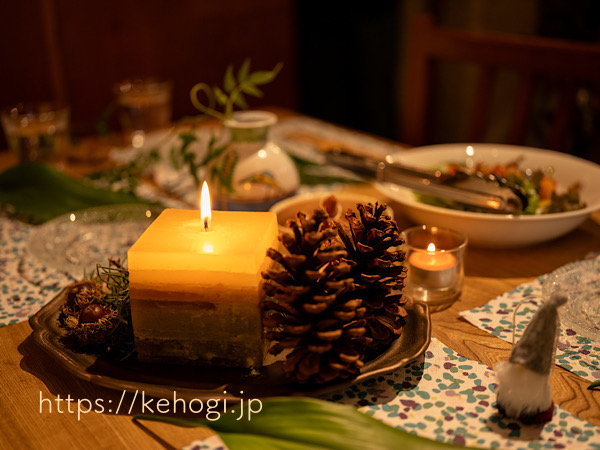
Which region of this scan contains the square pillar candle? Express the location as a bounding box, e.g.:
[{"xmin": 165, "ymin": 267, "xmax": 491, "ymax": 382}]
[{"xmin": 127, "ymin": 208, "xmax": 278, "ymax": 367}]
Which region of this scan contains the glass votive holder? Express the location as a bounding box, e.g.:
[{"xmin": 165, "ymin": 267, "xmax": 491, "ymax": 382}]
[{"xmin": 402, "ymin": 225, "xmax": 468, "ymax": 312}]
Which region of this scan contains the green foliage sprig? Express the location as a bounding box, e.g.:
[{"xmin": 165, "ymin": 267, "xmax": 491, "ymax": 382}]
[
  {"xmin": 85, "ymin": 149, "xmax": 160, "ymax": 194},
  {"xmin": 92, "ymin": 259, "xmax": 135, "ymax": 361},
  {"xmin": 169, "ymin": 131, "xmax": 236, "ymax": 190},
  {"xmin": 190, "ymin": 59, "xmax": 283, "ymax": 121}
]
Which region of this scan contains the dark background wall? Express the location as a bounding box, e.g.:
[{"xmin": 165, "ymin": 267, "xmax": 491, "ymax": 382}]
[
  {"xmin": 0, "ymin": 0, "xmax": 299, "ymax": 139},
  {"xmin": 296, "ymin": 1, "xmax": 400, "ymax": 140},
  {"xmin": 1, "ymin": 0, "xmax": 599, "ymax": 159}
]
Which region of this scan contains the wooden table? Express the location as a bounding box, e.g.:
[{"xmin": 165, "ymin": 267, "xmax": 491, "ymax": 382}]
[{"xmin": 1, "ymin": 115, "xmax": 600, "ymax": 449}]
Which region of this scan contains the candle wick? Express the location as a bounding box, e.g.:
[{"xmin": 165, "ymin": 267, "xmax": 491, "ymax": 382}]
[{"xmin": 204, "ymin": 218, "xmax": 210, "ymax": 231}]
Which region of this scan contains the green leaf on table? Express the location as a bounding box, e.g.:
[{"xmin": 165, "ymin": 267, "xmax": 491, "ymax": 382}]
[
  {"xmin": 588, "ymin": 380, "xmax": 600, "ymax": 390},
  {"xmin": 218, "ymin": 432, "xmax": 330, "ymax": 450},
  {"xmin": 0, "ymin": 163, "xmax": 156, "ymax": 224},
  {"xmin": 136, "ymin": 397, "xmax": 468, "ymax": 450}
]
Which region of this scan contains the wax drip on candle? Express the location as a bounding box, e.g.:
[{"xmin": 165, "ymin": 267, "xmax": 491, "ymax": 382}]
[{"xmin": 200, "ymin": 181, "xmax": 212, "ymax": 231}]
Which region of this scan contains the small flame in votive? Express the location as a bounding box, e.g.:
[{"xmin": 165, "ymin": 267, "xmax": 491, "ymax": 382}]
[
  {"xmin": 200, "ymin": 181, "xmax": 211, "ymax": 231},
  {"xmin": 427, "ymin": 243, "xmax": 436, "ymax": 252}
]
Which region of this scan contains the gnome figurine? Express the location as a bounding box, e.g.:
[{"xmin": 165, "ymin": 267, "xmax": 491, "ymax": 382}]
[{"xmin": 495, "ymin": 292, "xmax": 568, "ymax": 424}]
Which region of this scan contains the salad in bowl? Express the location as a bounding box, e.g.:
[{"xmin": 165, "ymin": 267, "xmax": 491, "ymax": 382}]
[
  {"xmin": 375, "ymin": 144, "xmax": 600, "ymax": 248},
  {"xmin": 416, "ymin": 157, "xmax": 586, "ymax": 215}
]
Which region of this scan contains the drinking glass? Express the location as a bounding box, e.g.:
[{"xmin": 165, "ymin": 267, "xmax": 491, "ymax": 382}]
[
  {"xmin": 114, "ymin": 78, "xmax": 172, "ymax": 148},
  {"xmin": 1, "ymin": 102, "xmax": 70, "ymax": 166}
]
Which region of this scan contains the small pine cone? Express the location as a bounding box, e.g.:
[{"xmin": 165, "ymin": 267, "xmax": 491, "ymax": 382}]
[
  {"xmin": 336, "ymin": 203, "xmax": 409, "ymax": 350},
  {"xmin": 261, "ymin": 208, "xmax": 367, "ymax": 384}
]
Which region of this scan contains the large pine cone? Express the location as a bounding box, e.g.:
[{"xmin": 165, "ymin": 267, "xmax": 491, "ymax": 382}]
[
  {"xmin": 336, "ymin": 203, "xmax": 408, "ymax": 351},
  {"xmin": 261, "ymin": 209, "xmax": 369, "ymax": 384}
]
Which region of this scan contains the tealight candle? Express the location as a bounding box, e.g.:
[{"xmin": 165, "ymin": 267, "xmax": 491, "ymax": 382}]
[
  {"xmin": 408, "ymin": 243, "xmax": 458, "ymax": 289},
  {"xmin": 127, "ymin": 182, "xmax": 278, "ymax": 367},
  {"xmin": 403, "ymin": 226, "xmax": 467, "ymax": 312}
]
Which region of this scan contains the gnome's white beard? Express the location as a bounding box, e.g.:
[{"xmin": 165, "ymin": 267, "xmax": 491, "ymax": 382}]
[{"xmin": 495, "ymin": 360, "xmax": 552, "ymax": 417}]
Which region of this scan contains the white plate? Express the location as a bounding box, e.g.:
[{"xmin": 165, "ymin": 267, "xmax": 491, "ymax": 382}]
[{"xmin": 375, "ymin": 143, "xmax": 600, "ymax": 248}]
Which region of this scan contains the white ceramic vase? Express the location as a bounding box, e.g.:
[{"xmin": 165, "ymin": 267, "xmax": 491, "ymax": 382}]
[{"xmin": 215, "ymin": 110, "xmax": 300, "ymax": 210}]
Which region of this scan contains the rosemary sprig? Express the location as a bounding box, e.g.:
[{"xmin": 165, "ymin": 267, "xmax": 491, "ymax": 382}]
[
  {"xmin": 93, "ymin": 259, "xmax": 135, "ymax": 361},
  {"xmin": 85, "ymin": 149, "xmax": 160, "ymax": 194}
]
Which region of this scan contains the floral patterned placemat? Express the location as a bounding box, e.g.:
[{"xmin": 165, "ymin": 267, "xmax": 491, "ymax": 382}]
[
  {"xmin": 0, "ymin": 217, "xmax": 74, "ymax": 327},
  {"xmin": 184, "ymin": 338, "xmax": 600, "ymax": 450},
  {"xmin": 326, "ymin": 337, "xmax": 600, "ymax": 449},
  {"xmin": 460, "ymin": 254, "xmax": 600, "ymax": 383}
]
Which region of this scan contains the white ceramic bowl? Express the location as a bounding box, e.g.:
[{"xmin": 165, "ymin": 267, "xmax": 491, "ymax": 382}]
[
  {"xmin": 270, "ymin": 191, "xmax": 393, "ymax": 230},
  {"xmin": 374, "ymin": 143, "xmax": 600, "ymax": 248}
]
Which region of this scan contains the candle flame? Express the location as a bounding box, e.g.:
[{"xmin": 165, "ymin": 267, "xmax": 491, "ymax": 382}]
[
  {"xmin": 427, "ymin": 243, "xmax": 436, "ymax": 252},
  {"xmin": 200, "ymin": 181, "xmax": 211, "ymax": 231}
]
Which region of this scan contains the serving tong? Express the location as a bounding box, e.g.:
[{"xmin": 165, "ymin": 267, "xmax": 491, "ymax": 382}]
[{"xmin": 324, "ymin": 149, "xmax": 527, "ymax": 214}]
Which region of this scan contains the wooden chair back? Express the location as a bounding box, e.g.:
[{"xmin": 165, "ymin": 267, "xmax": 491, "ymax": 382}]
[{"xmin": 401, "ymin": 13, "xmax": 600, "ymax": 151}]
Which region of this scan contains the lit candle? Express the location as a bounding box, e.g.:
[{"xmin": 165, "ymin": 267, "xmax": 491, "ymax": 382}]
[
  {"xmin": 127, "ymin": 183, "xmax": 278, "ymax": 367},
  {"xmin": 408, "ymin": 243, "xmax": 458, "ymax": 289},
  {"xmin": 403, "ymin": 225, "xmax": 467, "ymax": 311},
  {"xmin": 200, "ymin": 180, "xmax": 211, "ymax": 231}
]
